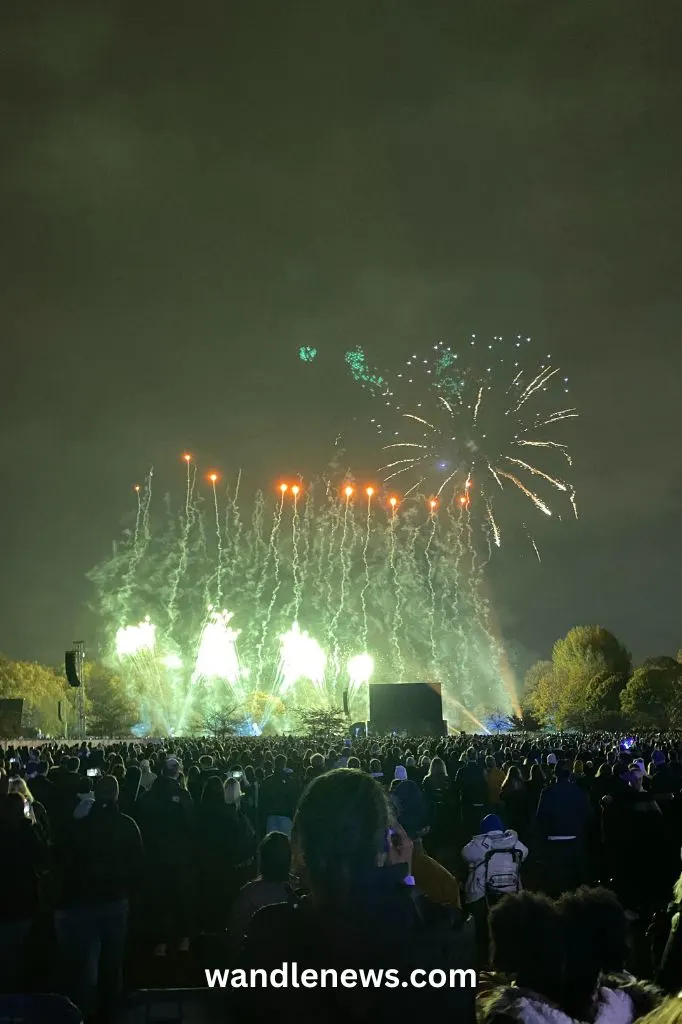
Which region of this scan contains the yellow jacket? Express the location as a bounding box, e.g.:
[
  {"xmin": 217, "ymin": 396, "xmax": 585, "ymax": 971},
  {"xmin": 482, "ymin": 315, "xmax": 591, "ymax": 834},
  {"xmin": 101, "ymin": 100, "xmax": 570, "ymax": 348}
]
[{"xmin": 412, "ymin": 843, "xmax": 461, "ymax": 909}]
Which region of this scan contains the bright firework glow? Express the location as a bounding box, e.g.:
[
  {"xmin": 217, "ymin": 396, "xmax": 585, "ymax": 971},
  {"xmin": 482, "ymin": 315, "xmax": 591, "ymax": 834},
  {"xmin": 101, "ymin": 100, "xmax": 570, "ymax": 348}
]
[
  {"xmin": 116, "ymin": 617, "xmax": 156, "ymax": 657},
  {"xmin": 277, "ymin": 622, "xmax": 326, "ymax": 694},
  {"xmin": 192, "ymin": 609, "xmax": 241, "ymax": 686},
  {"xmin": 347, "ymin": 653, "xmax": 374, "ymax": 693}
]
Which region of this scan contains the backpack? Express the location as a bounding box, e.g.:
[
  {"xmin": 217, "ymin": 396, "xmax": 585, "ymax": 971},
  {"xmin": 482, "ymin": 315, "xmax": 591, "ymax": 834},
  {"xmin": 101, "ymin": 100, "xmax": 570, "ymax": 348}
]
[{"xmin": 483, "ymin": 847, "xmax": 522, "ymax": 905}]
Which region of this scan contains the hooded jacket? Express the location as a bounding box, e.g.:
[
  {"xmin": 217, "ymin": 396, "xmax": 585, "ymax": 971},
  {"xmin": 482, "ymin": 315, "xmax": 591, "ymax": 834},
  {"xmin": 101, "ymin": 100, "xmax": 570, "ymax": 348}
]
[
  {"xmin": 478, "ymin": 977, "xmax": 659, "ymax": 1024},
  {"xmin": 462, "ymin": 828, "xmax": 528, "ymax": 903}
]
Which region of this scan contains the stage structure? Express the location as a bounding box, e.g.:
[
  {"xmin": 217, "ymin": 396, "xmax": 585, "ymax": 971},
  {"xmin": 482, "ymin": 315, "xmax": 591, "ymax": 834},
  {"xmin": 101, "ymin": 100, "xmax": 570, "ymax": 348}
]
[{"xmin": 368, "ymin": 681, "xmax": 447, "ymax": 737}]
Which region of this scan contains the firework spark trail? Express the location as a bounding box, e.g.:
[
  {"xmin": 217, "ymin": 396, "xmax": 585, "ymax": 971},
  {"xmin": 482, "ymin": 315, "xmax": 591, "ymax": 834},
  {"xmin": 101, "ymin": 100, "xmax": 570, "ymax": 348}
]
[
  {"xmin": 209, "ymin": 474, "xmax": 223, "ymax": 606},
  {"xmin": 497, "ymin": 470, "xmax": 552, "ymax": 516},
  {"xmin": 291, "ymin": 485, "xmax": 302, "ymax": 621},
  {"xmin": 450, "ymin": 500, "xmax": 469, "ymax": 691},
  {"xmin": 330, "ymin": 489, "xmax": 353, "ymax": 674},
  {"xmin": 168, "ymin": 458, "xmax": 195, "ymax": 626},
  {"xmin": 485, "ymin": 498, "xmax": 501, "ymax": 549},
  {"xmin": 133, "ymin": 486, "xmax": 142, "ymax": 548},
  {"xmin": 514, "ymin": 439, "xmax": 573, "ymax": 465},
  {"xmin": 513, "ymin": 366, "xmax": 559, "ymax": 411},
  {"xmin": 120, "ymin": 471, "xmax": 153, "ymax": 625},
  {"xmin": 324, "ymin": 494, "xmax": 342, "ymax": 671},
  {"xmin": 360, "ymin": 489, "xmax": 373, "ymax": 649},
  {"xmin": 256, "ymin": 491, "xmax": 285, "ymax": 687},
  {"xmin": 388, "ymin": 506, "xmax": 404, "ymax": 679},
  {"xmin": 224, "ymin": 470, "xmax": 244, "ymax": 585},
  {"xmin": 504, "ymin": 457, "xmax": 567, "ymax": 491},
  {"xmin": 194, "ymin": 485, "xmax": 213, "ymax": 612},
  {"xmin": 473, "ymin": 386, "xmax": 484, "ymax": 422},
  {"xmin": 300, "ymin": 485, "xmax": 314, "ymax": 609},
  {"xmin": 537, "ymin": 409, "xmax": 579, "ymax": 426},
  {"xmin": 569, "ymin": 488, "xmax": 578, "ymax": 518},
  {"xmin": 425, "ymin": 510, "xmax": 438, "ymax": 665},
  {"xmin": 142, "ymin": 468, "xmax": 153, "ymax": 542}
]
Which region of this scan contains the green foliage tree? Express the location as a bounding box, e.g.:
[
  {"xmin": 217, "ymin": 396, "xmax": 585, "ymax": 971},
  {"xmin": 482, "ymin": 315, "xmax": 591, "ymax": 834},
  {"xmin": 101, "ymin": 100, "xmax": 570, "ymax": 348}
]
[
  {"xmin": 620, "ymin": 662, "xmax": 682, "ymax": 729},
  {"xmin": 524, "ymin": 660, "xmax": 560, "ymax": 725},
  {"xmin": 553, "ymin": 625, "xmax": 632, "ymax": 681},
  {"xmin": 84, "ymin": 663, "xmax": 138, "ymax": 737},
  {"xmin": 0, "ymin": 655, "xmax": 67, "ymax": 735},
  {"xmin": 296, "ymin": 707, "xmax": 347, "ymax": 738},
  {"xmin": 582, "ymin": 670, "xmax": 626, "ymax": 729},
  {"xmin": 507, "ymin": 709, "xmax": 543, "ymax": 731},
  {"xmin": 203, "ymin": 706, "xmax": 240, "ymax": 741},
  {"xmin": 526, "ymin": 626, "xmax": 631, "ymax": 729}
]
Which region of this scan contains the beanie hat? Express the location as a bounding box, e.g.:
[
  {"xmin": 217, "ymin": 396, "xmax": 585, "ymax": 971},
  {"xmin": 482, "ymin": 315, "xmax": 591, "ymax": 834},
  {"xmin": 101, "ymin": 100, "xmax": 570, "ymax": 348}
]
[{"xmin": 480, "ymin": 813, "xmax": 504, "ymax": 834}]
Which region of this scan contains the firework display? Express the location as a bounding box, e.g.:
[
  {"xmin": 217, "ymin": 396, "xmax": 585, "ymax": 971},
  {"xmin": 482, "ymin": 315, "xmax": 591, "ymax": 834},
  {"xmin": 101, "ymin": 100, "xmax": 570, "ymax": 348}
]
[
  {"xmin": 89, "ymin": 337, "xmax": 575, "ymax": 736},
  {"xmin": 89, "ymin": 466, "xmax": 513, "ymax": 735},
  {"xmin": 345, "ymin": 336, "xmax": 577, "ymax": 556}
]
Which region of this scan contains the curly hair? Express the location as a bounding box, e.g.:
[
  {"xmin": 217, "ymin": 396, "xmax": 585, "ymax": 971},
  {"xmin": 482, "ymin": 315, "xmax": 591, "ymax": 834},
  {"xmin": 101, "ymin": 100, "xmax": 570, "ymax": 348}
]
[
  {"xmin": 557, "ymin": 885, "xmax": 629, "ymax": 1020},
  {"xmin": 489, "ymin": 891, "xmax": 563, "ymax": 1000}
]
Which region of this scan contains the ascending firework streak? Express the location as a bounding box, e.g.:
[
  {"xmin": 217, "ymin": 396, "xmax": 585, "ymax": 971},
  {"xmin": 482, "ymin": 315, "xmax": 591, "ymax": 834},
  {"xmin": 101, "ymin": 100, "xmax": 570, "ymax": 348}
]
[
  {"xmin": 324, "ymin": 487, "xmax": 342, "ymax": 668},
  {"xmin": 360, "ymin": 487, "xmax": 374, "ymax": 649},
  {"xmin": 208, "ymin": 471, "xmax": 223, "ymax": 605},
  {"xmin": 291, "ymin": 484, "xmax": 302, "ymax": 620},
  {"xmin": 120, "ymin": 473, "xmax": 151, "ymax": 625},
  {"xmin": 426, "ymin": 499, "xmax": 438, "ymax": 664},
  {"xmin": 257, "ymin": 484, "xmax": 286, "ymax": 687},
  {"xmin": 167, "ymin": 456, "xmax": 193, "ymax": 627},
  {"xmin": 330, "ymin": 486, "xmax": 354, "ymax": 667},
  {"xmin": 387, "ymin": 496, "xmax": 404, "ymax": 678}
]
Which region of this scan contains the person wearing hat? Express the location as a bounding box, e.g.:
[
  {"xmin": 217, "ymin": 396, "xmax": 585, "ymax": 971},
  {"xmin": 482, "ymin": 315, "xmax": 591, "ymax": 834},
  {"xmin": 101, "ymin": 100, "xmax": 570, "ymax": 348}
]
[
  {"xmin": 462, "ymin": 813, "xmax": 528, "ymax": 967},
  {"xmin": 462, "ymin": 813, "xmax": 527, "ymax": 905}
]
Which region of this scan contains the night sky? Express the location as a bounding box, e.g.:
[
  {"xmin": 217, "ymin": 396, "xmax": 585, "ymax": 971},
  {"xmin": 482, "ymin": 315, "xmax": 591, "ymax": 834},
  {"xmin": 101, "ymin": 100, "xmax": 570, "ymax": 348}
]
[{"xmin": 1, "ymin": 3, "xmax": 680, "ymax": 670}]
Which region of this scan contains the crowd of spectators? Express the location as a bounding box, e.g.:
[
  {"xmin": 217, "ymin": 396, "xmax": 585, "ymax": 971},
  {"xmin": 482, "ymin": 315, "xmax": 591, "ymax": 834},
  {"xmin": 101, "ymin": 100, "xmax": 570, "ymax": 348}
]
[{"xmin": 2, "ymin": 729, "xmax": 682, "ymax": 1022}]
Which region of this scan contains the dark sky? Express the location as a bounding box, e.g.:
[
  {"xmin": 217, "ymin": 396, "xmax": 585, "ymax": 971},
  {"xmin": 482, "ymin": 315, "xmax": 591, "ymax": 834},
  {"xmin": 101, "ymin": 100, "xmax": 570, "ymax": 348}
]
[{"xmin": 1, "ymin": 2, "xmax": 680, "ymax": 670}]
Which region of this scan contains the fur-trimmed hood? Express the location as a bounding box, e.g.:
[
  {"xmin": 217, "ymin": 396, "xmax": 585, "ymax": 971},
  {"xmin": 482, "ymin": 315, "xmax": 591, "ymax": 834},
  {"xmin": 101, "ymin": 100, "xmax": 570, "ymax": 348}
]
[{"xmin": 478, "ymin": 981, "xmax": 653, "ymax": 1024}]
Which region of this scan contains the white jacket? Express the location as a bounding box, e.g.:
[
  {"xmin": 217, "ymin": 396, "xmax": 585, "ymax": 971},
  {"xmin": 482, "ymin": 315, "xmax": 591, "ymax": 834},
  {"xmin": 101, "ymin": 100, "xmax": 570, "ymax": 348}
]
[
  {"xmin": 487, "ymin": 988, "xmax": 634, "ymax": 1024},
  {"xmin": 462, "ymin": 828, "xmax": 528, "ymax": 903},
  {"xmin": 73, "ymin": 792, "xmax": 95, "ymax": 819}
]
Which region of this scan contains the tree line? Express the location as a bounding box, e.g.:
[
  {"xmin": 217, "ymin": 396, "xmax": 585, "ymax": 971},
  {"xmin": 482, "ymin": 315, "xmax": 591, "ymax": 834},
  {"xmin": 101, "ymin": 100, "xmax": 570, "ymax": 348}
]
[
  {"xmin": 2, "ymin": 625, "xmax": 681, "ymax": 737},
  {"xmin": 519, "ymin": 625, "xmax": 682, "ymax": 731},
  {"xmin": 0, "ymin": 657, "xmax": 138, "ymax": 737}
]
